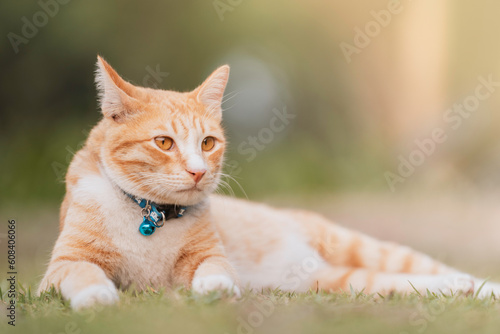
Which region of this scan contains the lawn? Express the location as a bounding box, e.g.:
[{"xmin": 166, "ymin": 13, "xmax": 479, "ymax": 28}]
[{"xmin": 3, "ymin": 286, "xmax": 500, "ymax": 334}]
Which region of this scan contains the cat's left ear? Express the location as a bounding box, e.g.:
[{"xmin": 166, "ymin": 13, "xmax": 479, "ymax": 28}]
[{"xmin": 195, "ymin": 65, "xmax": 230, "ymax": 121}]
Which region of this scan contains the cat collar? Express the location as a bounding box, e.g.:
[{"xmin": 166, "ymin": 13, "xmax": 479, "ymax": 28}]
[{"xmin": 125, "ymin": 193, "xmax": 187, "ymax": 236}]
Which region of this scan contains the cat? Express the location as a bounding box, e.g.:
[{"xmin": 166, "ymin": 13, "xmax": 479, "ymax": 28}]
[{"xmin": 38, "ymin": 56, "xmax": 500, "ymax": 309}]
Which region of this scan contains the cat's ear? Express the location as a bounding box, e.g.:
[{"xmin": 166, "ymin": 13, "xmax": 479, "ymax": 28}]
[
  {"xmin": 195, "ymin": 65, "xmax": 230, "ymax": 120},
  {"xmin": 95, "ymin": 55, "xmax": 139, "ymax": 122}
]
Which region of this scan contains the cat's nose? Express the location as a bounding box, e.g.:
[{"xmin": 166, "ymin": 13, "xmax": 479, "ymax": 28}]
[{"xmin": 186, "ymin": 169, "xmax": 206, "ymax": 183}]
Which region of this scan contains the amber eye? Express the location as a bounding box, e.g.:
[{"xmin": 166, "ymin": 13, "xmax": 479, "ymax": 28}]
[
  {"xmin": 155, "ymin": 137, "xmax": 174, "ymax": 150},
  {"xmin": 202, "ymin": 137, "xmax": 216, "ymax": 151}
]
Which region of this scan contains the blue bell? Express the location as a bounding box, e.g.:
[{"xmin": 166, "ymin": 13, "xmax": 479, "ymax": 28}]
[{"xmin": 139, "ymin": 218, "xmax": 156, "ymax": 236}]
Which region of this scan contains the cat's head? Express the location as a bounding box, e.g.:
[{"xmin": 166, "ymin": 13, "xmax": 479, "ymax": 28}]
[{"xmin": 94, "ymin": 56, "xmax": 229, "ymax": 206}]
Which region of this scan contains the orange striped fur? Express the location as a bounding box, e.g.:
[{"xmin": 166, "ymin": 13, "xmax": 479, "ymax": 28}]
[{"xmin": 39, "ymin": 56, "xmax": 500, "ymax": 309}]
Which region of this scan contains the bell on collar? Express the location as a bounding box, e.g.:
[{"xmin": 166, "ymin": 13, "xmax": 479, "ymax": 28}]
[{"xmin": 139, "ymin": 217, "xmax": 156, "ymax": 236}]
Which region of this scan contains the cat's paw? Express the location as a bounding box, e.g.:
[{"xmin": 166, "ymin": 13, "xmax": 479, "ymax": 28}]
[
  {"xmin": 192, "ymin": 274, "xmax": 241, "ymax": 297},
  {"xmin": 437, "ymin": 274, "xmax": 474, "ymax": 295},
  {"xmin": 70, "ymin": 284, "xmax": 119, "ymax": 310}
]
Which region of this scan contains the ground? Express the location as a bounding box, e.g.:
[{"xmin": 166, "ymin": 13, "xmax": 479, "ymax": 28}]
[
  {"xmin": 4, "ymin": 288, "xmax": 500, "ymax": 334},
  {"xmin": 2, "ymin": 192, "xmax": 500, "ymax": 333}
]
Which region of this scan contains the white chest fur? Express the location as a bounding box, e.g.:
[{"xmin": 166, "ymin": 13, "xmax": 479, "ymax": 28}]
[{"xmin": 74, "ymin": 174, "xmax": 200, "ymax": 289}]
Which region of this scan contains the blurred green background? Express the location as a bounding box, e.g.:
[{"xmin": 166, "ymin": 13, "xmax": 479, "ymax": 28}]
[
  {"xmin": 3, "ymin": 0, "xmax": 500, "ymax": 287},
  {"xmin": 3, "ymin": 0, "xmax": 500, "ymax": 205}
]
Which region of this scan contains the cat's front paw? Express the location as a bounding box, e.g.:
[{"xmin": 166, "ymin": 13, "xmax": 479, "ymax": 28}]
[
  {"xmin": 70, "ymin": 284, "xmax": 119, "ymax": 310},
  {"xmin": 192, "ymin": 274, "xmax": 241, "ymax": 297}
]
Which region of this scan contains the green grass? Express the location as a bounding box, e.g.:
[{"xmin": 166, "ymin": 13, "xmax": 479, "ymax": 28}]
[{"xmin": 3, "ymin": 285, "xmax": 500, "ymax": 334}]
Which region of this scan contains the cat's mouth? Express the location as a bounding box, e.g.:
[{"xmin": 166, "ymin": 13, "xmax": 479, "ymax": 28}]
[{"xmin": 177, "ymin": 186, "xmax": 203, "ymax": 193}]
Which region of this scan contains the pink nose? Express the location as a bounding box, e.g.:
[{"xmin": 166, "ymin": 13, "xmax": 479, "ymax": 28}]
[{"xmin": 186, "ymin": 169, "xmax": 206, "ymax": 183}]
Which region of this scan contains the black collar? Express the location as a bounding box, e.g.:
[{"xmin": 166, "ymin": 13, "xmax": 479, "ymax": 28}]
[{"xmin": 125, "ymin": 192, "xmax": 187, "ymax": 236}]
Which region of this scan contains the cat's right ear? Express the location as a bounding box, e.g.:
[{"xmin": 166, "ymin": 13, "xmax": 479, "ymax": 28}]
[
  {"xmin": 195, "ymin": 65, "xmax": 230, "ymax": 122},
  {"xmin": 95, "ymin": 56, "xmax": 138, "ymax": 122}
]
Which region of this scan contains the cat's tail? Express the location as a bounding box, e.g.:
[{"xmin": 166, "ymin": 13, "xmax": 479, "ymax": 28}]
[{"xmin": 291, "ymin": 209, "xmax": 458, "ymax": 275}]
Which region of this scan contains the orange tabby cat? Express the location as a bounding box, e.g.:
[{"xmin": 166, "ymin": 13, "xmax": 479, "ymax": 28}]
[{"xmin": 39, "ymin": 56, "xmax": 500, "ymax": 309}]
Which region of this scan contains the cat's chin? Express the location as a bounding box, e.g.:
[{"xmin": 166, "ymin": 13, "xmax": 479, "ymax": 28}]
[
  {"xmin": 135, "ymin": 185, "xmax": 211, "ymax": 206},
  {"xmin": 169, "ymin": 189, "xmax": 210, "ymax": 206},
  {"xmin": 127, "ymin": 190, "xmax": 209, "ymax": 207}
]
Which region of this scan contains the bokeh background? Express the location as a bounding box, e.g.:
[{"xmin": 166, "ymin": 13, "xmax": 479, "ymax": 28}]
[{"xmin": 2, "ymin": 0, "xmax": 500, "ymax": 286}]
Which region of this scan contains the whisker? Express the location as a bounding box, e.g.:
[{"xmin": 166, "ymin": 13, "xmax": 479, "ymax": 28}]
[{"xmin": 217, "ymin": 172, "xmax": 247, "ymax": 199}]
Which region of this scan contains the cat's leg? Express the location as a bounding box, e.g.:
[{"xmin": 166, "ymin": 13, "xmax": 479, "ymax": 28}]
[
  {"xmin": 173, "ymin": 221, "xmax": 240, "ymax": 296},
  {"xmin": 311, "ymin": 266, "xmax": 474, "ymax": 295},
  {"xmin": 321, "ymin": 230, "xmax": 500, "ymax": 297},
  {"xmin": 297, "ymin": 210, "xmax": 457, "ymax": 275},
  {"xmin": 38, "ymin": 201, "xmax": 121, "ymax": 309},
  {"xmin": 297, "ymin": 210, "xmax": 500, "ymax": 296},
  {"xmin": 38, "ymin": 260, "xmax": 119, "ymax": 310}
]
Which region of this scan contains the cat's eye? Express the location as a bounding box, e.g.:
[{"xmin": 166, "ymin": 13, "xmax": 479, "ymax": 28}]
[
  {"xmin": 202, "ymin": 137, "xmax": 216, "ymax": 151},
  {"xmin": 155, "ymin": 137, "xmax": 174, "ymax": 150}
]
